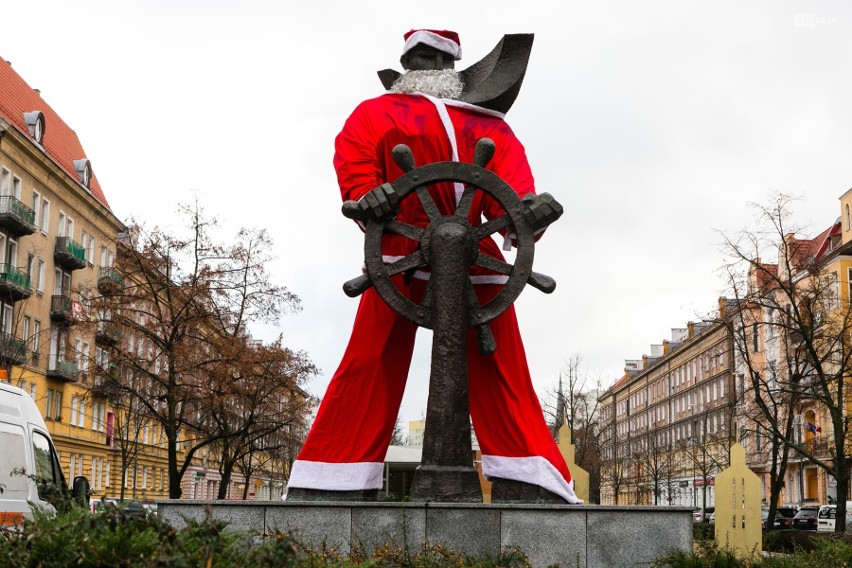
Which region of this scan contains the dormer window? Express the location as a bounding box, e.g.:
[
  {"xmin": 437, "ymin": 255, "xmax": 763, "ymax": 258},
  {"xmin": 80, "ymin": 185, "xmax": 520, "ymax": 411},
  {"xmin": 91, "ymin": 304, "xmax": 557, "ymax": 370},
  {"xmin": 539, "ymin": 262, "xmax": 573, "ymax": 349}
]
[
  {"xmin": 73, "ymin": 159, "xmax": 92, "ymax": 188},
  {"xmin": 23, "ymin": 111, "xmax": 45, "ymax": 144}
]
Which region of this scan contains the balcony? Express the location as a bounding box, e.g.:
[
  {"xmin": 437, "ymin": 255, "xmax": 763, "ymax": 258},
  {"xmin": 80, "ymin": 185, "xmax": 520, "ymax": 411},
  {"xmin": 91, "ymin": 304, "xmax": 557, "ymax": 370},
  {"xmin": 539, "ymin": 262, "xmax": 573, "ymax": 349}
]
[
  {"xmin": 0, "ymin": 332, "xmax": 27, "ymax": 366},
  {"xmin": 46, "ymin": 357, "xmax": 78, "ymax": 382},
  {"xmin": 54, "ymin": 236, "xmax": 86, "ymax": 270},
  {"xmin": 96, "ymin": 320, "xmax": 122, "ymax": 345},
  {"xmin": 50, "ymin": 294, "xmax": 74, "ymax": 323},
  {"xmin": 97, "ymin": 267, "xmax": 124, "ymax": 295},
  {"xmin": 0, "ymin": 264, "xmax": 32, "ymax": 301},
  {"xmin": 0, "ymin": 196, "xmax": 36, "ymax": 236}
]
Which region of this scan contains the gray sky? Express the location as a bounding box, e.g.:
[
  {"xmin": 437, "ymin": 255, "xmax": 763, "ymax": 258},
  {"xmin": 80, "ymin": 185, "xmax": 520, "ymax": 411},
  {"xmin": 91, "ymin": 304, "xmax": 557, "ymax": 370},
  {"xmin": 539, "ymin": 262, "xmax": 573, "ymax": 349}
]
[{"xmin": 4, "ymin": 1, "xmax": 850, "ymax": 424}]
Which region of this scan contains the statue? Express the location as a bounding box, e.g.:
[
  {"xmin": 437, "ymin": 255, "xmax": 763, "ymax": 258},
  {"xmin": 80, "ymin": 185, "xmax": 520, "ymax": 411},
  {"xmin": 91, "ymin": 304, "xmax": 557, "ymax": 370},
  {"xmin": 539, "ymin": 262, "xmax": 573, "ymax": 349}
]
[{"xmin": 286, "ymin": 29, "xmax": 581, "ymax": 505}]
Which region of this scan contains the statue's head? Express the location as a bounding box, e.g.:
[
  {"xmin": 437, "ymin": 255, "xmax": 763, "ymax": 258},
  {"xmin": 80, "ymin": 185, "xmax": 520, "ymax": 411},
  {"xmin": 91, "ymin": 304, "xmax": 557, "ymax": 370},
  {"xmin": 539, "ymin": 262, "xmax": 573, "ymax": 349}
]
[{"xmin": 400, "ymin": 29, "xmax": 462, "ymax": 71}]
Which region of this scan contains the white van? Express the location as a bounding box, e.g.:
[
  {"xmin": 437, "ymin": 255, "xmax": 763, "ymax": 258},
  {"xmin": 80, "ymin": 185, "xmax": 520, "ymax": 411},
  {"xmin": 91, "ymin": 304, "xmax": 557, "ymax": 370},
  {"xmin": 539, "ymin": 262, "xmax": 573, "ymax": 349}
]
[
  {"xmin": 816, "ymin": 502, "xmax": 852, "ymax": 533},
  {"xmin": 0, "ymin": 382, "xmax": 89, "ymax": 525}
]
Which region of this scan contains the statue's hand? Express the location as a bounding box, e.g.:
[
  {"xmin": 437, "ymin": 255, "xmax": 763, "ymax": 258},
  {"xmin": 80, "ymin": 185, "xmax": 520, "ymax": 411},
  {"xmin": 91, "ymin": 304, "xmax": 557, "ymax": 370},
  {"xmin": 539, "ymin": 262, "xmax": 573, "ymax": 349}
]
[
  {"xmin": 358, "ymin": 183, "xmax": 399, "ymax": 221},
  {"xmin": 522, "ymin": 192, "xmax": 563, "ymax": 232}
]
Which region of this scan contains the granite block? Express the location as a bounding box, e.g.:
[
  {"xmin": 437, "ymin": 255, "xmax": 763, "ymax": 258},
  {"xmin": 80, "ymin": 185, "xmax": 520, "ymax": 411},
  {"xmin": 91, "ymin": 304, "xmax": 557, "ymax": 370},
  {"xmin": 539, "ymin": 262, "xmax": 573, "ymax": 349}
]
[
  {"xmin": 501, "ymin": 508, "xmax": 587, "ymax": 568},
  {"xmin": 351, "ymin": 505, "xmax": 427, "ymax": 554},
  {"xmin": 425, "ymin": 505, "xmax": 501, "ymax": 557},
  {"xmin": 587, "ymin": 508, "xmax": 692, "ymax": 568},
  {"xmin": 266, "ymin": 503, "xmax": 352, "ymax": 554}
]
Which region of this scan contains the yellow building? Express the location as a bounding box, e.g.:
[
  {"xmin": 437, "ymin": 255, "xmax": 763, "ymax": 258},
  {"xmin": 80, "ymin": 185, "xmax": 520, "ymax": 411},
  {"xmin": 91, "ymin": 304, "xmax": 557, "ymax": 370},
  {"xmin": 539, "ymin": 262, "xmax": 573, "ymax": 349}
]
[
  {"xmin": 0, "ymin": 57, "xmax": 171, "ymax": 503},
  {"xmin": 599, "ymin": 313, "xmax": 736, "ymax": 507}
]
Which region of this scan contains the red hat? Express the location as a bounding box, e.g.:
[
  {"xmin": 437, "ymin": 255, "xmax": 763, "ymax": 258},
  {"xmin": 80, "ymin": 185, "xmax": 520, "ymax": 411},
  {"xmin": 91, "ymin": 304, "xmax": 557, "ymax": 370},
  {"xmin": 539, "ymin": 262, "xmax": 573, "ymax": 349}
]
[{"xmin": 402, "ymin": 29, "xmax": 462, "ymax": 61}]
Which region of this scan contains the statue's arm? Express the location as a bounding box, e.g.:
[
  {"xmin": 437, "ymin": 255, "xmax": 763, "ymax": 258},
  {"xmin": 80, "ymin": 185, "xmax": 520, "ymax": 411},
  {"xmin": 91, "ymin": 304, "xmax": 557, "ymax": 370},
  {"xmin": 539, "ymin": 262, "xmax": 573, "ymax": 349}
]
[{"xmin": 334, "ymin": 102, "xmax": 400, "ymax": 223}]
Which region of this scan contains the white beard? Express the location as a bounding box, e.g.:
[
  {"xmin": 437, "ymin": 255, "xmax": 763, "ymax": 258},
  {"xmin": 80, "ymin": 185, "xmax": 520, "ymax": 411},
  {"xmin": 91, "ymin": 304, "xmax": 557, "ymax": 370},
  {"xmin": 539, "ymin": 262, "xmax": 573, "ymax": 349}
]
[{"xmin": 389, "ymin": 70, "xmax": 464, "ymax": 100}]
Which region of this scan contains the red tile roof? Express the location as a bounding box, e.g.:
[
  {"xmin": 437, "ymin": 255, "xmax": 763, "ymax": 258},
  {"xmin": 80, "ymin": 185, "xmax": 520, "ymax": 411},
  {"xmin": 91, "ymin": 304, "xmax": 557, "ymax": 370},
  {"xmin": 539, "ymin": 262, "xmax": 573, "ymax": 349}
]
[
  {"xmin": 0, "ymin": 58, "xmax": 110, "ymax": 210},
  {"xmin": 811, "ymin": 222, "xmax": 840, "ymax": 262},
  {"xmin": 786, "ymin": 223, "xmax": 834, "ymax": 268}
]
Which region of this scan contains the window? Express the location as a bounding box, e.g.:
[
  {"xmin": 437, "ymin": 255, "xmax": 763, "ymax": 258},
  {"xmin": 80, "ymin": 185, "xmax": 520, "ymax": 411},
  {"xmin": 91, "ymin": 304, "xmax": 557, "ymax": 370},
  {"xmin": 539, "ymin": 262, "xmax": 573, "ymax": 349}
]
[
  {"xmin": 76, "ymin": 398, "xmax": 85, "ymax": 428},
  {"xmin": 12, "ymin": 176, "xmax": 21, "ymax": 199},
  {"xmin": 45, "ymin": 388, "xmax": 62, "ymax": 420},
  {"xmin": 70, "ymin": 395, "xmax": 78, "ymax": 426},
  {"xmin": 81, "ymin": 342, "xmax": 90, "ymax": 377},
  {"xmin": 0, "ymin": 303, "xmax": 12, "ymax": 335},
  {"xmin": 69, "ymin": 453, "xmax": 83, "ymax": 482},
  {"xmin": 100, "ymin": 245, "xmax": 109, "ymax": 267},
  {"xmin": 827, "ymin": 272, "xmax": 839, "ymax": 310},
  {"xmin": 31, "ymin": 190, "xmax": 40, "ymax": 227},
  {"xmin": 73, "ymin": 159, "xmax": 91, "ymax": 188},
  {"xmin": 40, "ymin": 198, "xmax": 49, "ymax": 233},
  {"xmin": 32, "ymin": 430, "xmax": 62, "ymax": 497},
  {"xmin": 846, "ymin": 204, "xmax": 850, "ymax": 231},
  {"xmin": 0, "ymin": 168, "xmax": 9, "ymax": 195},
  {"xmin": 36, "ymin": 258, "xmax": 44, "ymax": 293},
  {"xmin": 32, "ymin": 320, "xmax": 41, "ymax": 354},
  {"xmin": 80, "ymin": 231, "xmax": 96, "ymax": 264},
  {"xmin": 23, "ymin": 111, "xmax": 45, "ymax": 144},
  {"xmin": 58, "ymin": 211, "xmax": 73, "ymax": 238}
]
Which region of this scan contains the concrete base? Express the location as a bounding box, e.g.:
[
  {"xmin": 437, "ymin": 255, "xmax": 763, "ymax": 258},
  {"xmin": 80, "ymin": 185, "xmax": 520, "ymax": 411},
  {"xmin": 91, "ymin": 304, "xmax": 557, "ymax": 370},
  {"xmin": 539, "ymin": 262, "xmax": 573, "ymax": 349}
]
[{"xmin": 157, "ymin": 500, "xmax": 693, "ymax": 568}]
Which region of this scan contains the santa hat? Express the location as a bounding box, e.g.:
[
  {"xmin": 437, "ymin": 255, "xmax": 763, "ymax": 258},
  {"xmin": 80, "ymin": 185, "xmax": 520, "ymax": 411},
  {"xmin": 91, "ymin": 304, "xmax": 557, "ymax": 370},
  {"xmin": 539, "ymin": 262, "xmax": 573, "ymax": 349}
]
[{"xmin": 402, "ymin": 29, "xmax": 462, "ymax": 61}]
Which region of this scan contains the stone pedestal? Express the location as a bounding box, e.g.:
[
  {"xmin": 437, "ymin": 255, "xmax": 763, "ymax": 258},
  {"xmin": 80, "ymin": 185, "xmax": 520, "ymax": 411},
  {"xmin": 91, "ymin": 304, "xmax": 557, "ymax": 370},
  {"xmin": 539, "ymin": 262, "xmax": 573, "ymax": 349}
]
[{"xmin": 157, "ymin": 500, "xmax": 693, "ymax": 568}]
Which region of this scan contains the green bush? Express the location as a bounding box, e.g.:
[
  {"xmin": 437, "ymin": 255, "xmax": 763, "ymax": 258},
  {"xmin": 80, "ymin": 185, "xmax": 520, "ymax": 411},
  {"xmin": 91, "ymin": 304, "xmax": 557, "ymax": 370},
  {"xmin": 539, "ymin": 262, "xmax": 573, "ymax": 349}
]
[
  {"xmin": 693, "ymin": 523, "xmax": 715, "ymax": 542},
  {"xmin": 0, "ymin": 503, "xmax": 529, "ymax": 567},
  {"xmin": 654, "ymin": 533, "xmax": 852, "ymax": 568}
]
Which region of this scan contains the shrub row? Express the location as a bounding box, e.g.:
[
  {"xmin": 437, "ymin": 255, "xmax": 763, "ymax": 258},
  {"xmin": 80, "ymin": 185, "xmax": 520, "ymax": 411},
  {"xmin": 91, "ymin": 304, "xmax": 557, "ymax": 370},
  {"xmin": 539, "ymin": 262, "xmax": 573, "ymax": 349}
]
[{"xmin": 0, "ymin": 504, "xmax": 530, "ymax": 567}]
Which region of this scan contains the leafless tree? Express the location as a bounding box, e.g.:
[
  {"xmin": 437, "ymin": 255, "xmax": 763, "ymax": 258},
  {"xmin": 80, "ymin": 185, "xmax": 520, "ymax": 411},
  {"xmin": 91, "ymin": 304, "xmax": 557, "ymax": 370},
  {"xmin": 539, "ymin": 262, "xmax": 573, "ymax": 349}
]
[
  {"xmin": 95, "ymin": 202, "xmax": 314, "ymax": 498},
  {"xmin": 719, "ymin": 193, "xmax": 852, "ymax": 531}
]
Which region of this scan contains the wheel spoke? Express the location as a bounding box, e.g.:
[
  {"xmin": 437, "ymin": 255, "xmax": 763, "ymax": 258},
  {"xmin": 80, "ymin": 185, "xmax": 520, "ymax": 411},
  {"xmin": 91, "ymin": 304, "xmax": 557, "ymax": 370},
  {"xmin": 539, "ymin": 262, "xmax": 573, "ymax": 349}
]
[
  {"xmin": 387, "ymin": 251, "xmax": 427, "ymax": 276},
  {"xmin": 473, "ymin": 213, "xmax": 513, "ymax": 241},
  {"xmin": 475, "ymin": 254, "xmax": 513, "ymax": 275},
  {"xmin": 455, "ymin": 185, "xmax": 476, "ymax": 219},
  {"xmin": 385, "ymin": 220, "xmax": 424, "ymax": 241},
  {"xmin": 416, "ymin": 186, "xmax": 442, "ymax": 221}
]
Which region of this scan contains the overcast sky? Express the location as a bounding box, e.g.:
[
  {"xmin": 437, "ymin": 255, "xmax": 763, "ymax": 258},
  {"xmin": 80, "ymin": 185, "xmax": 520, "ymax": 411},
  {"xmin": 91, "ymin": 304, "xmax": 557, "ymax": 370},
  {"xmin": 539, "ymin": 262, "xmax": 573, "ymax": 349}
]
[{"xmin": 3, "ymin": 1, "xmax": 850, "ymax": 425}]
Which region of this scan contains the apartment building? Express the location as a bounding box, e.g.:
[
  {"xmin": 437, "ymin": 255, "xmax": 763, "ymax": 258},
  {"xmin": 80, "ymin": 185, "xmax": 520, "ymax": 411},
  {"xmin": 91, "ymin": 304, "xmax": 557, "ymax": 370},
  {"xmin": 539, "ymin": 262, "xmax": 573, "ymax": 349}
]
[
  {"xmin": 0, "ymin": 57, "xmax": 172, "ymax": 502},
  {"xmin": 599, "ymin": 311, "xmax": 736, "ymax": 507},
  {"xmin": 732, "ymin": 190, "xmax": 852, "ymax": 506}
]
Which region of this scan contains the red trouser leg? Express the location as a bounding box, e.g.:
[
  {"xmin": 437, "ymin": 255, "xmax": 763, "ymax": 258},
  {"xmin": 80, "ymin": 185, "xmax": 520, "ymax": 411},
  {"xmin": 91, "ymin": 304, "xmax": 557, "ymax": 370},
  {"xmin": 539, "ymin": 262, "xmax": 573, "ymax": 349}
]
[
  {"xmin": 467, "ymin": 284, "xmax": 581, "ymax": 503},
  {"xmin": 289, "ymin": 283, "xmax": 418, "ymax": 490}
]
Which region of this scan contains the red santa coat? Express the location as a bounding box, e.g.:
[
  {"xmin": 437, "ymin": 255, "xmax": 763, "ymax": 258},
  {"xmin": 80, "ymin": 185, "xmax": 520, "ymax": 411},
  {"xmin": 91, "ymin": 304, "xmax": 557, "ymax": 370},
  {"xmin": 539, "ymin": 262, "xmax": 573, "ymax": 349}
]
[{"xmin": 288, "ymin": 93, "xmax": 580, "ymax": 504}]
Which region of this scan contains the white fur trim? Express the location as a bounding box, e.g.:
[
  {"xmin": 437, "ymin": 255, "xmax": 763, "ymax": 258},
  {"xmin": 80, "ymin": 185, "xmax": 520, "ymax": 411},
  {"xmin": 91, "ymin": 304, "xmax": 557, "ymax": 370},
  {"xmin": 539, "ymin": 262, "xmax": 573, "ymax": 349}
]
[
  {"xmin": 420, "ymin": 94, "xmax": 466, "ymax": 204},
  {"xmin": 403, "ymin": 30, "xmax": 462, "ymax": 60},
  {"xmin": 481, "ymin": 454, "xmax": 583, "ymax": 504},
  {"xmin": 286, "ymin": 460, "xmax": 384, "ymax": 491}
]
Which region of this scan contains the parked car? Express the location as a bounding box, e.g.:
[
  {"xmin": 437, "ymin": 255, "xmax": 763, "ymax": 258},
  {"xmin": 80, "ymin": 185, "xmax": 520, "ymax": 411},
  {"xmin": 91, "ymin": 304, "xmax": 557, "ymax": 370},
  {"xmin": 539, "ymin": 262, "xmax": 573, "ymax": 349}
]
[
  {"xmin": 692, "ymin": 507, "xmax": 703, "ymax": 524},
  {"xmin": 761, "ymin": 508, "xmax": 789, "ymax": 530},
  {"xmin": 708, "ymin": 510, "xmax": 715, "ymax": 524},
  {"xmin": 776, "ymin": 506, "xmax": 798, "ymax": 522},
  {"xmin": 93, "ymin": 498, "xmax": 150, "ymax": 518},
  {"xmin": 692, "ymin": 507, "xmax": 713, "ymax": 523},
  {"xmin": 792, "ymin": 506, "xmax": 820, "ymax": 531},
  {"xmin": 816, "ymin": 504, "xmax": 852, "ymax": 533}
]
